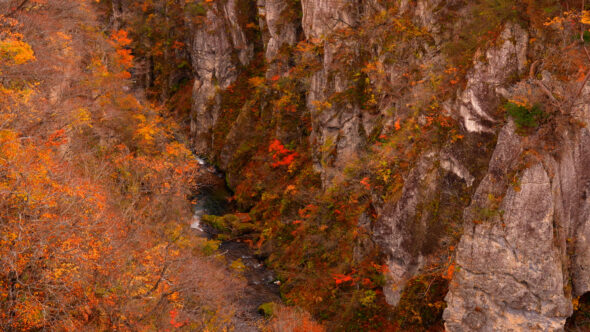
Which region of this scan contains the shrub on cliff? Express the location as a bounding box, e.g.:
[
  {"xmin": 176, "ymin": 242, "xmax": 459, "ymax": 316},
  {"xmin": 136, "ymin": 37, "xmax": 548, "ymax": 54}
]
[{"xmin": 505, "ymin": 101, "xmax": 547, "ymax": 130}]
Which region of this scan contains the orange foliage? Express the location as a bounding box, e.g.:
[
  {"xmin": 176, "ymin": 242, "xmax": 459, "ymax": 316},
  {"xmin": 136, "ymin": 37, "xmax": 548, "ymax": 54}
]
[
  {"xmin": 268, "ymin": 139, "xmax": 299, "ymax": 168},
  {"xmin": 110, "ymin": 29, "xmax": 132, "ymax": 47},
  {"xmin": 0, "ymin": 1, "xmax": 243, "ymax": 330},
  {"xmin": 443, "ymin": 262, "xmax": 456, "ymax": 280},
  {"xmin": 332, "ymin": 273, "xmax": 354, "ymax": 285},
  {"xmin": 116, "ymin": 48, "xmax": 134, "ymax": 68}
]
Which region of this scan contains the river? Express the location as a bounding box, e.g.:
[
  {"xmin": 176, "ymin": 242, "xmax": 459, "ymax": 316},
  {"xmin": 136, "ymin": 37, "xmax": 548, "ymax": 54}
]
[{"xmin": 190, "ymin": 158, "xmax": 281, "ymax": 331}]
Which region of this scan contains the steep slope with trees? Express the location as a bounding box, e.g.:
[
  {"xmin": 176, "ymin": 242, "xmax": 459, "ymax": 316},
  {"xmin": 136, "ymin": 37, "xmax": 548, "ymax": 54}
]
[{"xmin": 0, "ymin": 1, "xmax": 255, "ymax": 330}]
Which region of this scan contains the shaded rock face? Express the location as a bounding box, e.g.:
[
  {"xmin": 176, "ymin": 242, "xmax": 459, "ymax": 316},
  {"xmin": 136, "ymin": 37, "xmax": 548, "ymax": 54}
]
[
  {"xmin": 372, "ymin": 149, "xmax": 477, "ymax": 305},
  {"xmin": 189, "ymin": 0, "xmax": 300, "ymax": 153},
  {"xmin": 372, "ymin": 152, "xmax": 441, "ymax": 305},
  {"xmin": 572, "ymin": 131, "xmax": 590, "ymax": 297},
  {"xmin": 188, "ymin": 0, "xmax": 253, "ymax": 153},
  {"xmin": 553, "ymin": 126, "xmax": 590, "ymax": 299}
]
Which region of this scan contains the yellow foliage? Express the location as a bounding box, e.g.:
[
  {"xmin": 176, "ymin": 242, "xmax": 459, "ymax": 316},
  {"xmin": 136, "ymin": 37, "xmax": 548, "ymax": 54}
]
[
  {"xmin": 230, "ymin": 258, "xmax": 246, "ymax": 273},
  {"xmin": 543, "ymin": 16, "xmax": 565, "ymax": 28},
  {"xmin": 311, "ymin": 99, "xmax": 332, "ymax": 111},
  {"xmin": 508, "ymin": 97, "xmax": 529, "ymax": 108},
  {"xmin": 0, "ymin": 39, "xmax": 35, "ymax": 65},
  {"xmin": 165, "ymin": 141, "xmax": 192, "ymax": 158},
  {"xmin": 135, "ymin": 120, "xmax": 157, "ymax": 143},
  {"xmin": 248, "ymin": 76, "xmax": 266, "ymax": 88},
  {"xmin": 72, "ymin": 107, "xmax": 93, "ymax": 130},
  {"xmin": 573, "ymin": 297, "xmax": 580, "ymax": 310},
  {"xmin": 0, "ymin": 129, "xmax": 19, "ymax": 160}
]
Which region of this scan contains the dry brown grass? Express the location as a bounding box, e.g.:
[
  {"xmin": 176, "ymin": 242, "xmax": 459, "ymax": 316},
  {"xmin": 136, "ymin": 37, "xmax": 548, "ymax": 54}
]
[{"xmin": 264, "ymin": 305, "xmax": 326, "ymax": 332}]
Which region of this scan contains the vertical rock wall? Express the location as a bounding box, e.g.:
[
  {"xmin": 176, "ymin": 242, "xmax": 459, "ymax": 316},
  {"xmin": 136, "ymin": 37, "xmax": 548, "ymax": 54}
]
[
  {"xmin": 301, "ymin": 0, "xmax": 367, "ymax": 185},
  {"xmin": 187, "ymin": 0, "xmax": 253, "ymax": 153}
]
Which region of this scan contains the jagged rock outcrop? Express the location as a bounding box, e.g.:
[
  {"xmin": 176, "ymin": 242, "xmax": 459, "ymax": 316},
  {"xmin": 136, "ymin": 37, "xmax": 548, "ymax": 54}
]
[
  {"xmin": 371, "ymin": 152, "xmax": 437, "ymax": 304},
  {"xmin": 446, "ymin": 163, "xmax": 571, "ymax": 331},
  {"xmin": 373, "ymin": 149, "xmax": 477, "ymax": 305},
  {"xmin": 257, "ymin": 0, "xmax": 299, "ymax": 77},
  {"xmin": 444, "ymin": 123, "xmax": 557, "ymax": 330},
  {"xmin": 444, "ymin": 98, "xmax": 590, "ymax": 330},
  {"xmin": 370, "ymin": 20, "xmax": 529, "ymax": 308},
  {"xmin": 188, "ymin": 0, "xmax": 253, "ymax": 152},
  {"xmin": 455, "ymin": 22, "xmax": 528, "ymax": 133},
  {"xmin": 440, "ymin": 19, "xmax": 590, "ymax": 331}
]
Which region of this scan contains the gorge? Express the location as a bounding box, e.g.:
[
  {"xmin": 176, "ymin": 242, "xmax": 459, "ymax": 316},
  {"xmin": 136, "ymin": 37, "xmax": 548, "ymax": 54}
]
[{"xmin": 1, "ymin": 0, "xmax": 590, "ymax": 331}]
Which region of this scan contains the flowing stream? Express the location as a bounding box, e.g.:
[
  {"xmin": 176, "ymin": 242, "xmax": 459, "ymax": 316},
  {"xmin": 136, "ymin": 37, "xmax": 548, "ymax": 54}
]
[{"xmin": 190, "ymin": 158, "xmax": 281, "ymax": 329}]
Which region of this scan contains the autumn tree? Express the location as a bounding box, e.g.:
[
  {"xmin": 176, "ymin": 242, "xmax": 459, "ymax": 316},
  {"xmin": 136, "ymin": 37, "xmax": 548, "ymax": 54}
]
[{"xmin": 0, "ymin": 0, "xmax": 249, "ymax": 330}]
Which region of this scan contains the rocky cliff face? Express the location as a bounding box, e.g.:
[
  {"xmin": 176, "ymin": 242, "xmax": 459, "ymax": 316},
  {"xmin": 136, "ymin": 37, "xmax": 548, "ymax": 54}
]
[
  {"xmin": 303, "ymin": 0, "xmax": 361, "ymax": 185},
  {"xmin": 187, "ymin": 0, "xmax": 254, "ymax": 152},
  {"xmin": 183, "ymin": 0, "xmax": 590, "ymax": 330},
  {"xmin": 257, "ymin": 0, "xmax": 299, "ymax": 75},
  {"xmin": 444, "ymin": 98, "xmax": 590, "ymax": 330}
]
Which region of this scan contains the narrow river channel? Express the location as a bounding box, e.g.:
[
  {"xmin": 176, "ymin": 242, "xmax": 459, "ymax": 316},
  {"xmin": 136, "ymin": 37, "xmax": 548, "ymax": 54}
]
[{"xmin": 190, "ymin": 158, "xmax": 281, "ymax": 330}]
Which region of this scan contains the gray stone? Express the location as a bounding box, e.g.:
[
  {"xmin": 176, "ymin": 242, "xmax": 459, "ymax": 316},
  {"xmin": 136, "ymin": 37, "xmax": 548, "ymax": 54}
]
[
  {"xmin": 188, "ymin": 1, "xmax": 253, "ymax": 152},
  {"xmin": 455, "ymin": 23, "xmax": 528, "ymax": 133},
  {"xmin": 445, "ymin": 163, "xmax": 571, "ymax": 331}
]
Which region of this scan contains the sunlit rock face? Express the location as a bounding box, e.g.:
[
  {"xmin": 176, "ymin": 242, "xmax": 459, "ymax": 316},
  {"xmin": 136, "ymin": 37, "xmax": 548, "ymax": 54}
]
[{"xmin": 445, "ymin": 162, "xmax": 571, "ymax": 331}]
